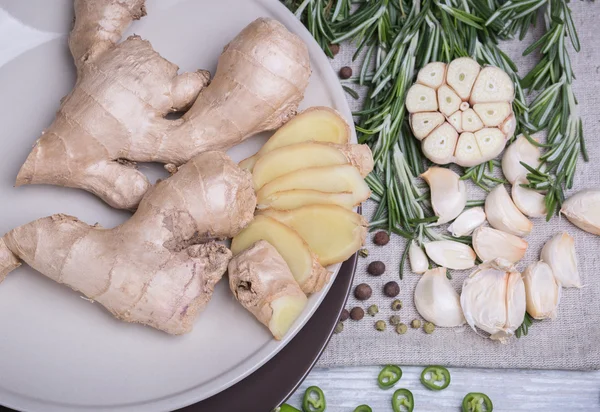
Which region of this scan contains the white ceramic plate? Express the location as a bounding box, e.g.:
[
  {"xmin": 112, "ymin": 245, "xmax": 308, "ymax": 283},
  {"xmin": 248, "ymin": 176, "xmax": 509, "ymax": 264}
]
[{"xmin": 0, "ymin": 1, "xmax": 355, "ymax": 411}]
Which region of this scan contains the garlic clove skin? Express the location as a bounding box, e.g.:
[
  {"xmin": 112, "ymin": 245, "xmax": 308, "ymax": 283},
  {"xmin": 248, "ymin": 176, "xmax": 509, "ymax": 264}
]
[
  {"xmin": 447, "ymin": 207, "xmax": 486, "ymax": 237},
  {"xmin": 414, "ymin": 267, "xmax": 465, "ymax": 327},
  {"xmin": 560, "ymin": 189, "xmax": 600, "ymax": 236},
  {"xmin": 424, "ymin": 240, "xmax": 476, "ymax": 270},
  {"xmin": 409, "ymin": 241, "xmax": 429, "ymax": 274},
  {"xmin": 485, "ymin": 184, "xmax": 533, "ymax": 236},
  {"xmin": 512, "ymin": 177, "xmax": 547, "ymax": 218},
  {"xmin": 460, "ymin": 258, "xmax": 526, "ymax": 343},
  {"xmin": 501, "ymin": 135, "xmax": 541, "ymax": 184},
  {"xmin": 523, "ymin": 261, "xmax": 560, "ymax": 320},
  {"xmin": 472, "ymin": 226, "xmax": 528, "ymax": 263},
  {"xmin": 540, "ymin": 232, "xmax": 581, "ymax": 288},
  {"xmin": 421, "ymin": 166, "xmax": 467, "ymax": 225}
]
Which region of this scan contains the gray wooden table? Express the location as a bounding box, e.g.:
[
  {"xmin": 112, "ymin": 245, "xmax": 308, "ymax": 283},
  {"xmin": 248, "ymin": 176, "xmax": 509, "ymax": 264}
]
[{"xmin": 289, "ymin": 366, "xmax": 600, "ymax": 411}]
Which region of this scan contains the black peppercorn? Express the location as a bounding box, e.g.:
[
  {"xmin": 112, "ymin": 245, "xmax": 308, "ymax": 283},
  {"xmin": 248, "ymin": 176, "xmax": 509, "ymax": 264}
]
[
  {"xmin": 339, "ymin": 66, "xmax": 352, "ymax": 79},
  {"xmin": 367, "ymin": 261, "xmax": 385, "ymax": 276},
  {"xmin": 340, "ymin": 308, "xmax": 350, "ymax": 322},
  {"xmin": 373, "ymin": 231, "xmax": 390, "ymax": 246},
  {"xmin": 354, "ymin": 283, "xmax": 372, "ymax": 300},
  {"xmin": 329, "ymin": 44, "xmax": 340, "ymax": 56},
  {"xmin": 350, "ymin": 307, "xmax": 364, "ymax": 320},
  {"xmin": 384, "ymin": 281, "xmax": 400, "ymax": 297}
]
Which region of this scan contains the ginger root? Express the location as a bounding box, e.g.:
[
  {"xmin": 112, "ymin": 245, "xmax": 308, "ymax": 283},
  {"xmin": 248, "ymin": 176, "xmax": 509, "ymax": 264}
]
[
  {"xmin": 228, "ymin": 240, "xmax": 307, "ymax": 340},
  {"xmin": 1, "ymin": 151, "xmax": 256, "ymax": 334},
  {"xmin": 16, "ymin": 0, "xmax": 310, "ymax": 210}
]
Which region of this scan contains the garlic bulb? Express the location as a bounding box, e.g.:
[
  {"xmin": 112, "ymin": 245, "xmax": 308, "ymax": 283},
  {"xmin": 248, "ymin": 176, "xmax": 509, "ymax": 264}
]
[
  {"xmin": 407, "ymin": 58, "xmax": 515, "ymax": 167},
  {"xmin": 421, "ymin": 167, "xmax": 467, "ymax": 225},
  {"xmin": 472, "ymin": 226, "xmax": 528, "ymax": 263},
  {"xmin": 460, "ymin": 259, "xmax": 526, "ymax": 343},
  {"xmin": 414, "ymin": 267, "xmax": 465, "ymax": 327},
  {"xmin": 512, "ymin": 177, "xmax": 547, "ymax": 218},
  {"xmin": 501, "ymin": 134, "xmax": 541, "ymax": 184},
  {"xmin": 523, "ymin": 261, "xmax": 560, "ymax": 320},
  {"xmin": 447, "ymin": 207, "xmax": 486, "ymax": 237},
  {"xmin": 541, "ymin": 232, "xmax": 581, "ymax": 288},
  {"xmin": 485, "ymin": 184, "xmax": 533, "ymax": 236},
  {"xmin": 561, "ymin": 189, "xmax": 600, "ymax": 235},
  {"xmin": 409, "ymin": 241, "xmax": 429, "ymax": 274},
  {"xmin": 424, "ymin": 240, "xmax": 476, "ymax": 270}
]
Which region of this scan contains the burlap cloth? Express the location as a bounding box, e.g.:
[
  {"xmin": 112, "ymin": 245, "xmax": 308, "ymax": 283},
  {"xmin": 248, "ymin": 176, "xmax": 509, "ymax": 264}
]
[{"xmin": 317, "ymin": 2, "xmax": 600, "ymax": 370}]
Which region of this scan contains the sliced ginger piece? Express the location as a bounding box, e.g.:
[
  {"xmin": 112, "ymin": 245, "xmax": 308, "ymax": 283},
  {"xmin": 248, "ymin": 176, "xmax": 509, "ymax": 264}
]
[
  {"xmin": 228, "ymin": 240, "xmax": 307, "ymax": 340},
  {"xmin": 257, "ymin": 190, "xmax": 359, "ymax": 210},
  {"xmin": 252, "ymin": 142, "xmax": 373, "ymax": 190},
  {"xmin": 258, "ymin": 205, "xmax": 368, "ymax": 266},
  {"xmin": 256, "ymin": 164, "xmax": 371, "ymax": 205},
  {"xmin": 231, "ymin": 215, "xmax": 330, "ymax": 294},
  {"xmin": 239, "ymin": 107, "xmax": 351, "ymax": 172}
]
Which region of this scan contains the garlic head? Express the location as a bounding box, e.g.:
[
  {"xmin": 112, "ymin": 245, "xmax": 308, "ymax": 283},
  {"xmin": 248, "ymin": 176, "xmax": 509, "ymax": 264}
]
[
  {"xmin": 424, "ymin": 240, "xmax": 476, "ymax": 270},
  {"xmin": 414, "ymin": 267, "xmax": 465, "ymax": 327},
  {"xmin": 421, "ymin": 167, "xmax": 467, "ymax": 225},
  {"xmin": 485, "ymin": 184, "xmax": 533, "ymax": 236},
  {"xmin": 560, "ymin": 189, "xmax": 600, "ymax": 236},
  {"xmin": 409, "ymin": 241, "xmax": 429, "ymax": 274},
  {"xmin": 523, "ymin": 261, "xmax": 560, "ymax": 320},
  {"xmin": 540, "ymin": 232, "xmax": 581, "ymax": 288},
  {"xmin": 501, "ymin": 134, "xmax": 541, "ymax": 184},
  {"xmin": 472, "ymin": 226, "xmax": 528, "ymax": 264},
  {"xmin": 447, "ymin": 207, "xmax": 486, "ymax": 237}
]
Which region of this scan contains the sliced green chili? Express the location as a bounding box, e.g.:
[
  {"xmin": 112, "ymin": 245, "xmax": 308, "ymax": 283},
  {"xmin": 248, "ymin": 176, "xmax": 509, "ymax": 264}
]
[
  {"xmin": 278, "ymin": 404, "xmax": 302, "ymax": 412},
  {"xmin": 353, "ymin": 405, "xmax": 373, "ymax": 412},
  {"xmin": 391, "ymin": 388, "xmax": 414, "ymax": 412},
  {"xmin": 462, "ymin": 392, "xmax": 493, "ymax": 412},
  {"xmin": 420, "ymin": 365, "xmax": 451, "ymax": 391},
  {"xmin": 302, "ymin": 386, "xmax": 326, "ymax": 412},
  {"xmin": 378, "ymin": 365, "xmax": 403, "ymax": 389}
]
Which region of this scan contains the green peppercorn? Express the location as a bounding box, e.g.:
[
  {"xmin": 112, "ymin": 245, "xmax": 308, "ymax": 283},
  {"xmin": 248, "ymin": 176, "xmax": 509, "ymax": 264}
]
[
  {"xmin": 411, "ymin": 319, "xmax": 421, "ymax": 329},
  {"xmin": 358, "ymin": 248, "xmax": 369, "ymax": 258},
  {"xmin": 389, "ymin": 315, "xmax": 401, "ymax": 326},
  {"xmin": 334, "ymin": 321, "xmax": 344, "ymax": 334},
  {"xmin": 423, "ymin": 322, "xmax": 435, "ymax": 334},
  {"xmin": 391, "ymin": 299, "xmax": 403, "ymax": 311},
  {"xmin": 375, "ymin": 320, "xmax": 386, "ymax": 331},
  {"xmin": 395, "ymin": 323, "xmax": 408, "ymax": 335},
  {"xmin": 367, "ymin": 304, "xmax": 379, "ymax": 317}
]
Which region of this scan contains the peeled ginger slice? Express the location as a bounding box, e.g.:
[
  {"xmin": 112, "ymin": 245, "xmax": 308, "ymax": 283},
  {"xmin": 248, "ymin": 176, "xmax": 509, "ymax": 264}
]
[
  {"xmin": 258, "ymin": 205, "xmax": 367, "ymax": 266},
  {"xmin": 257, "ymin": 190, "xmax": 358, "ymax": 210},
  {"xmin": 239, "ymin": 107, "xmax": 351, "ymax": 171},
  {"xmin": 231, "ymin": 215, "xmax": 330, "ymax": 294}
]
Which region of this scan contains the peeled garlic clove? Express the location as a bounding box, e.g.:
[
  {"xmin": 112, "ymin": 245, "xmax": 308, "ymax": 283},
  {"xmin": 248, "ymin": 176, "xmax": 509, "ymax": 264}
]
[
  {"xmin": 417, "ymin": 62, "xmax": 447, "ymax": 89},
  {"xmin": 446, "ymin": 57, "xmax": 481, "ymax": 100},
  {"xmin": 523, "ymin": 261, "xmax": 560, "ymax": 320},
  {"xmin": 501, "ymin": 134, "xmax": 541, "ymax": 184},
  {"xmin": 424, "ymin": 240, "xmax": 476, "ymax": 270},
  {"xmin": 410, "ymin": 112, "xmax": 445, "ymax": 140},
  {"xmin": 485, "ymin": 184, "xmax": 533, "ymax": 236},
  {"xmin": 512, "ymin": 178, "xmax": 547, "ymax": 218},
  {"xmin": 561, "ymin": 189, "xmax": 600, "ymax": 235},
  {"xmin": 469, "ymin": 67, "xmax": 515, "ymax": 104},
  {"xmin": 454, "ymin": 132, "xmax": 483, "ymax": 167},
  {"xmin": 541, "ymin": 232, "xmax": 581, "ymax": 288},
  {"xmin": 409, "ymin": 241, "xmax": 429, "ymax": 274},
  {"xmin": 473, "ymin": 102, "xmax": 511, "ymax": 127},
  {"xmin": 421, "ymin": 123, "xmax": 459, "ymax": 164},
  {"xmin": 461, "ymin": 109, "xmax": 484, "ymax": 132},
  {"xmin": 406, "ymin": 84, "xmax": 438, "ymax": 113},
  {"xmin": 421, "ymin": 166, "xmax": 467, "ymax": 225},
  {"xmin": 460, "ymin": 259, "xmax": 526, "ymax": 343},
  {"xmin": 448, "ymin": 207, "xmax": 486, "ymax": 237},
  {"xmin": 472, "ymin": 226, "xmax": 528, "ymax": 263},
  {"xmin": 438, "ymin": 85, "xmax": 462, "ymax": 116},
  {"xmin": 414, "ymin": 267, "xmax": 465, "ymax": 327}
]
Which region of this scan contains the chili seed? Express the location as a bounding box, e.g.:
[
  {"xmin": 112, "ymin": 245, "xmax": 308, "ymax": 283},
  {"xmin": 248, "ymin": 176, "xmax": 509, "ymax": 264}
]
[
  {"xmin": 354, "ymin": 283, "xmax": 372, "ymax": 300},
  {"xmin": 350, "ymin": 306, "xmax": 364, "ymax": 320},
  {"xmin": 411, "ymin": 319, "xmax": 422, "ymax": 329},
  {"xmin": 384, "ymin": 281, "xmax": 400, "ymax": 297},
  {"xmin": 339, "ymin": 66, "xmax": 353, "ymax": 79},
  {"xmin": 340, "ymin": 308, "xmax": 350, "ymax": 322},
  {"xmin": 367, "ymin": 261, "xmax": 385, "ymax": 276},
  {"xmin": 375, "ymin": 320, "xmax": 386, "ymax": 331},
  {"xmin": 367, "ymin": 304, "xmax": 379, "ymax": 317},
  {"xmin": 395, "ymin": 323, "xmax": 408, "ymax": 334},
  {"xmin": 391, "ymin": 299, "xmax": 403, "ymax": 311},
  {"xmin": 334, "ymin": 321, "xmax": 344, "ymax": 334},
  {"xmin": 423, "ymin": 322, "xmax": 435, "ymax": 334},
  {"xmin": 389, "ymin": 315, "xmax": 401, "ymax": 326},
  {"xmin": 373, "ymin": 231, "xmax": 390, "ymax": 246},
  {"xmin": 329, "ymin": 43, "xmax": 340, "ymax": 56}
]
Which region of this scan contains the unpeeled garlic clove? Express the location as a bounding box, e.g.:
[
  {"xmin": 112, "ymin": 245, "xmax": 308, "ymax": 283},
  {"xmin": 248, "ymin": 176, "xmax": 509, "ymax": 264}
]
[
  {"xmin": 472, "ymin": 226, "xmax": 528, "ymax": 263},
  {"xmin": 523, "ymin": 261, "xmax": 560, "ymax": 320},
  {"xmin": 414, "ymin": 267, "xmax": 465, "ymax": 327},
  {"xmin": 560, "ymin": 189, "xmax": 600, "ymax": 235},
  {"xmin": 421, "ymin": 167, "xmax": 466, "ymax": 225},
  {"xmin": 485, "ymin": 184, "xmax": 533, "ymax": 236},
  {"xmin": 424, "ymin": 240, "xmax": 476, "ymax": 270},
  {"xmin": 501, "ymin": 135, "xmax": 541, "ymax": 184},
  {"xmin": 541, "ymin": 232, "xmax": 581, "ymax": 288},
  {"xmin": 409, "ymin": 241, "xmax": 429, "ymax": 274},
  {"xmin": 512, "ymin": 177, "xmax": 547, "ymax": 218},
  {"xmin": 460, "ymin": 258, "xmax": 526, "ymax": 343},
  {"xmin": 447, "ymin": 207, "xmax": 486, "ymax": 237}
]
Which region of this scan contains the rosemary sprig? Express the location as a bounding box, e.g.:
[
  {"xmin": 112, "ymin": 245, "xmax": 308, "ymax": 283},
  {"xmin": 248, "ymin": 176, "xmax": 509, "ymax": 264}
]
[{"xmin": 515, "ymin": 312, "xmax": 536, "ymax": 338}]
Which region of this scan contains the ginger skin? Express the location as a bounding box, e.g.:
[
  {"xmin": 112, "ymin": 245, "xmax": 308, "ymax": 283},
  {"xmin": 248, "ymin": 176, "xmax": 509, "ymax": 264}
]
[
  {"xmin": 1, "ymin": 152, "xmax": 256, "ymax": 334},
  {"xmin": 16, "ymin": 0, "xmax": 311, "ymax": 210}
]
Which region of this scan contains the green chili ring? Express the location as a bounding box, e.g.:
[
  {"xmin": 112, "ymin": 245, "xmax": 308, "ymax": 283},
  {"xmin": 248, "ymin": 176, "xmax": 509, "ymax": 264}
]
[
  {"xmin": 420, "ymin": 365, "xmax": 451, "ymax": 391},
  {"xmin": 462, "ymin": 392, "xmax": 493, "ymax": 412},
  {"xmin": 391, "ymin": 388, "xmax": 414, "ymax": 412},
  {"xmin": 302, "ymin": 386, "xmax": 326, "ymax": 412},
  {"xmin": 353, "ymin": 405, "xmax": 373, "ymax": 412},
  {"xmin": 378, "ymin": 365, "xmax": 403, "ymax": 389},
  {"xmin": 277, "ymin": 404, "xmax": 302, "ymax": 412}
]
